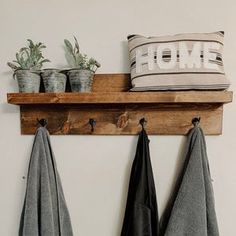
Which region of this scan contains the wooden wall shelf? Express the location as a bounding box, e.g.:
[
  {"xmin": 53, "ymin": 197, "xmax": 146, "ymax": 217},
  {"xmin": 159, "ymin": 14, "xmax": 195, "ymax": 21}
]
[
  {"xmin": 7, "ymin": 74, "xmax": 233, "ymax": 135},
  {"xmin": 7, "ymin": 91, "xmax": 233, "ymax": 105}
]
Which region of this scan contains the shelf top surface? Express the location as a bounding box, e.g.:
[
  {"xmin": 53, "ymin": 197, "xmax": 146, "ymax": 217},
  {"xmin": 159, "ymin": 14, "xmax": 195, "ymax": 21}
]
[{"xmin": 7, "ymin": 91, "xmax": 233, "ymax": 105}]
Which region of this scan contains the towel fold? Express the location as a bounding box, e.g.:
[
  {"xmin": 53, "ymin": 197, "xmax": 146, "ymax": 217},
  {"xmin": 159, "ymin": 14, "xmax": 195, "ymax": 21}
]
[
  {"xmin": 162, "ymin": 125, "xmax": 219, "ymax": 236},
  {"xmin": 19, "ymin": 127, "xmax": 73, "ymax": 236},
  {"xmin": 121, "ymin": 129, "xmax": 159, "ymax": 236}
]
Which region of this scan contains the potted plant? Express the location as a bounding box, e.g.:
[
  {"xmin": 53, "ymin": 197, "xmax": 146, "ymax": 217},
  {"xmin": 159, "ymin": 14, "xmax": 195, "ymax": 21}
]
[
  {"xmin": 64, "ymin": 36, "xmax": 101, "ymax": 92},
  {"xmin": 7, "ymin": 39, "xmax": 50, "ymax": 93},
  {"xmin": 41, "ymin": 68, "xmax": 67, "ymax": 93}
]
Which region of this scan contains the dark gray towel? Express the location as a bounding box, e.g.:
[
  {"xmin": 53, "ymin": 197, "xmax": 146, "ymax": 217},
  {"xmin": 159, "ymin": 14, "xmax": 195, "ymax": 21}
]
[
  {"xmin": 163, "ymin": 125, "xmax": 219, "ymax": 236},
  {"xmin": 121, "ymin": 129, "xmax": 159, "ymax": 236},
  {"xmin": 19, "ymin": 127, "xmax": 73, "ymax": 236}
]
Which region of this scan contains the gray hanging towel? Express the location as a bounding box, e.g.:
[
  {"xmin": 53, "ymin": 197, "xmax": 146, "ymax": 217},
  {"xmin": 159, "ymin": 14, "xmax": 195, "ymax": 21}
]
[
  {"xmin": 19, "ymin": 127, "xmax": 73, "ymax": 236},
  {"xmin": 162, "ymin": 124, "xmax": 219, "ymax": 236},
  {"xmin": 121, "ymin": 129, "xmax": 159, "ymax": 236}
]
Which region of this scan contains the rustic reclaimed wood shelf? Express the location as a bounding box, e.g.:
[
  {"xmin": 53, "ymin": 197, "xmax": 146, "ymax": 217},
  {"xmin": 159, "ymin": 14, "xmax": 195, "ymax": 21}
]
[
  {"xmin": 7, "ymin": 74, "xmax": 233, "ymax": 135},
  {"xmin": 7, "ymin": 91, "xmax": 233, "ymax": 105}
]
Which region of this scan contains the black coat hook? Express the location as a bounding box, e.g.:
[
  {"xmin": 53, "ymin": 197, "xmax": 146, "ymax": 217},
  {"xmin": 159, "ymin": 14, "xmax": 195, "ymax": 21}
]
[
  {"xmin": 89, "ymin": 118, "xmax": 96, "ymax": 132},
  {"xmin": 37, "ymin": 118, "xmax": 48, "ymax": 127},
  {"xmin": 139, "ymin": 118, "xmax": 147, "ymax": 130},
  {"xmin": 192, "ymin": 117, "xmax": 201, "ymax": 126}
]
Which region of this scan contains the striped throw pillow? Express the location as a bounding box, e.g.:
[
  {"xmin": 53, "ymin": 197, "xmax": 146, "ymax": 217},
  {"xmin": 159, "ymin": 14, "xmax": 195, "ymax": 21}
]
[{"xmin": 128, "ymin": 31, "xmax": 230, "ymax": 91}]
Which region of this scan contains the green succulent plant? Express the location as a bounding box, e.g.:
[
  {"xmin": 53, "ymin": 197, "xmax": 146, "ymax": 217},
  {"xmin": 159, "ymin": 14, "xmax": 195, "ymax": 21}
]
[
  {"xmin": 64, "ymin": 36, "xmax": 101, "ymax": 72},
  {"xmin": 7, "ymin": 39, "xmax": 50, "ymax": 71}
]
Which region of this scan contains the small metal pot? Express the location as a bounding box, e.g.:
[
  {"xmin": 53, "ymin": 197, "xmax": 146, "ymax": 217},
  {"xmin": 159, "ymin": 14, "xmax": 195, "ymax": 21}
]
[
  {"xmin": 41, "ymin": 69, "xmax": 67, "ymax": 93},
  {"xmin": 68, "ymin": 69, "xmax": 94, "ymax": 92},
  {"xmin": 15, "ymin": 69, "xmax": 41, "ymax": 93}
]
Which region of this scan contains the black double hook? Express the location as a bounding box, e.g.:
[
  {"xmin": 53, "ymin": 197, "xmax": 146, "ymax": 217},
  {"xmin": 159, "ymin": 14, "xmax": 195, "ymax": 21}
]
[
  {"xmin": 192, "ymin": 117, "xmax": 201, "ymax": 126},
  {"xmin": 139, "ymin": 117, "xmax": 147, "ymax": 130},
  {"xmin": 37, "ymin": 118, "xmax": 48, "ymax": 127},
  {"xmin": 89, "ymin": 118, "xmax": 96, "ymax": 132}
]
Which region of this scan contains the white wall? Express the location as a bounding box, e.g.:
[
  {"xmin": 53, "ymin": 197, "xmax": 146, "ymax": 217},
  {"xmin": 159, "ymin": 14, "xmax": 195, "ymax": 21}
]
[{"xmin": 0, "ymin": 0, "xmax": 235, "ymax": 235}]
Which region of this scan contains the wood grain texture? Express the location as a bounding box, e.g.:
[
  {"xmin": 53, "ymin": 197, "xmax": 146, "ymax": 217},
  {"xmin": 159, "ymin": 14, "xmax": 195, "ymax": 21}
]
[
  {"xmin": 7, "ymin": 91, "xmax": 233, "ymax": 105},
  {"xmin": 92, "ymin": 73, "xmax": 131, "ymax": 92},
  {"xmin": 20, "ymin": 104, "xmax": 223, "ymax": 135},
  {"xmin": 6, "ymin": 73, "xmax": 232, "ymax": 135}
]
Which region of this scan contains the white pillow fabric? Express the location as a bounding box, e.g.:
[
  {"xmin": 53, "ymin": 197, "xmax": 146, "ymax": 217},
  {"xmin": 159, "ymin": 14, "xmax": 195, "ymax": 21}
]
[{"xmin": 128, "ymin": 31, "xmax": 230, "ymax": 91}]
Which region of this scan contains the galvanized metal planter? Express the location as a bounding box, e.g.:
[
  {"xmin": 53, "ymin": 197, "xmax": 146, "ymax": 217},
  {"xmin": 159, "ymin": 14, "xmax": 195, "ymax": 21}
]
[
  {"xmin": 41, "ymin": 69, "xmax": 67, "ymax": 93},
  {"xmin": 15, "ymin": 69, "xmax": 41, "ymax": 93},
  {"xmin": 68, "ymin": 69, "xmax": 94, "ymax": 92}
]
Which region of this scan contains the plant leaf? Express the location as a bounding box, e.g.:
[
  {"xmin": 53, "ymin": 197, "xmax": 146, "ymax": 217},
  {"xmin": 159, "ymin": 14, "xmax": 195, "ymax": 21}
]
[
  {"xmin": 7, "ymin": 62, "xmax": 18, "ymax": 70},
  {"xmin": 40, "ymin": 59, "xmax": 50, "ymax": 63},
  {"xmin": 95, "ymin": 61, "xmax": 101, "ymax": 68},
  {"xmin": 27, "ymin": 39, "xmax": 34, "ymax": 49},
  {"xmin": 73, "ymin": 36, "xmax": 80, "ymax": 54},
  {"xmin": 64, "ymin": 39, "xmax": 74, "ymax": 54}
]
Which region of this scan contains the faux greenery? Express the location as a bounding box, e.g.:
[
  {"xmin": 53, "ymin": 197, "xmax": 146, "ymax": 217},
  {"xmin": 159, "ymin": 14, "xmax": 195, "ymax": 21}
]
[
  {"xmin": 64, "ymin": 36, "xmax": 101, "ymax": 71},
  {"xmin": 7, "ymin": 39, "xmax": 50, "ymax": 71}
]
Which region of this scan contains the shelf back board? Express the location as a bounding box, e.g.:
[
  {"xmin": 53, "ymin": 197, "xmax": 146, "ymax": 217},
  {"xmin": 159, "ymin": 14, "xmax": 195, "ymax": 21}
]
[{"xmin": 7, "ymin": 73, "xmax": 233, "ymax": 135}]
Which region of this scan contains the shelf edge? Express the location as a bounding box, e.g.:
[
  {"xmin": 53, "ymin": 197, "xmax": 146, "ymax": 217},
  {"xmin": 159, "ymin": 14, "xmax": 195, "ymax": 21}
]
[{"xmin": 7, "ymin": 91, "xmax": 233, "ymax": 105}]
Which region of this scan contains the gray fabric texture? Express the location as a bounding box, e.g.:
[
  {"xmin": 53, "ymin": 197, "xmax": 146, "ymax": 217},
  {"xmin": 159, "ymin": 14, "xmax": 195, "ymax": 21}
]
[
  {"xmin": 19, "ymin": 127, "xmax": 73, "ymax": 236},
  {"xmin": 162, "ymin": 125, "xmax": 219, "ymax": 236}
]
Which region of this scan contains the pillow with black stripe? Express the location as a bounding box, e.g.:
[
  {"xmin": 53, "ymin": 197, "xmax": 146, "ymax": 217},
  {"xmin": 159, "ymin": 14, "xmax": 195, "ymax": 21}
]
[{"xmin": 127, "ymin": 31, "xmax": 230, "ymax": 91}]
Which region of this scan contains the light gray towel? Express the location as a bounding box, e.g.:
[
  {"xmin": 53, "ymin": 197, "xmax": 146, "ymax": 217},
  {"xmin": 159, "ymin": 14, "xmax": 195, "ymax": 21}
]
[
  {"xmin": 19, "ymin": 127, "xmax": 73, "ymax": 236},
  {"xmin": 163, "ymin": 125, "xmax": 219, "ymax": 236}
]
